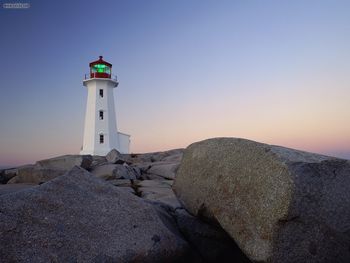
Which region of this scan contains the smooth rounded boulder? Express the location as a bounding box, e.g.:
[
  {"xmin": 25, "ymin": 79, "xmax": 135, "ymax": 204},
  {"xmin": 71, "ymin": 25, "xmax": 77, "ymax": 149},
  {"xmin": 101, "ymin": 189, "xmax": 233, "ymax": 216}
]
[{"xmin": 173, "ymin": 138, "xmax": 350, "ymax": 263}]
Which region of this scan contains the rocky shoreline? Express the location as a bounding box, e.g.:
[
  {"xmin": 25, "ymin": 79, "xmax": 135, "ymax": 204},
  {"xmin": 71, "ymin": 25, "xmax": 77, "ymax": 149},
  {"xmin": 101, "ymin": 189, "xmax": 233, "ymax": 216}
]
[{"xmin": 1, "ymin": 137, "xmax": 350, "ymax": 262}]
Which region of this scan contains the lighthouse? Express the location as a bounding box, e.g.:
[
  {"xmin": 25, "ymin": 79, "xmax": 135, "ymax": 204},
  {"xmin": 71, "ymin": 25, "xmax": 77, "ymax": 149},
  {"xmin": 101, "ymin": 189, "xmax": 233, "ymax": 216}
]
[{"xmin": 80, "ymin": 56, "xmax": 130, "ymax": 155}]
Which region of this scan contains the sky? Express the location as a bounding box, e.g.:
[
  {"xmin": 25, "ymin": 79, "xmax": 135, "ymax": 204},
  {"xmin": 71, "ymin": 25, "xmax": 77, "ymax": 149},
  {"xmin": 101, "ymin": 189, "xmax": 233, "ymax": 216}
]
[{"xmin": 0, "ymin": 0, "xmax": 349, "ymax": 166}]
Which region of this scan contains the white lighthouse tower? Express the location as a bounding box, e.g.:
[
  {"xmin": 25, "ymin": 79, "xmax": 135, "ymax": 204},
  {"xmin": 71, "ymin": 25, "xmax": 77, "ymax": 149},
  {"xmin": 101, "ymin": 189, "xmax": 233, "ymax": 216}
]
[{"xmin": 80, "ymin": 56, "xmax": 130, "ymax": 155}]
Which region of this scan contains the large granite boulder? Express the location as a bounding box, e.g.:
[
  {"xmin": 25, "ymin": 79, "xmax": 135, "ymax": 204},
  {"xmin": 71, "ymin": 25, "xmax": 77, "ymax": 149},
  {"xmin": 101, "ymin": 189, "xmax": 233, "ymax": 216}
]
[
  {"xmin": 36, "ymin": 154, "xmax": 92, "ymax": 170},
  {"xmin": 0, "ymin": 167, "xmax": 192, "ymax": 262},
  {"xmin": 173, "ymin": 138, "xmax": 350, "ymax": 263}
]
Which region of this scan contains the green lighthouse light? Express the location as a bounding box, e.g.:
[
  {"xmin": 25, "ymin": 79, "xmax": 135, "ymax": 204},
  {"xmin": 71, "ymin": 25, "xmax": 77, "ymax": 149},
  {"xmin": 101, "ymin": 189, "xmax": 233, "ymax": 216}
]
[{"xmin": 94, "ymin": 64, "xmax": 108, "ymax": 73}]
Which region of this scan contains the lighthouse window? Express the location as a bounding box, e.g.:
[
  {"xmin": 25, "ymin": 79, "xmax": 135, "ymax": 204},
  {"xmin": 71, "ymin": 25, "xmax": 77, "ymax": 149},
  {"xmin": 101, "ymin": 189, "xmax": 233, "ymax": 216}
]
[
  {"xmin": 99, "ymin": 110, "xmax": 104, "ymax": 120},
  {"xmin": 99, "ymin": 134, "xmax": 104, "ymax": 144},
  {"xmin": 99, "ymin": 89, "xmax": 103, "ymax": 97},
  {"xmin": 94, "ymin": 64, "xmax": 106, "ymax": 73}
]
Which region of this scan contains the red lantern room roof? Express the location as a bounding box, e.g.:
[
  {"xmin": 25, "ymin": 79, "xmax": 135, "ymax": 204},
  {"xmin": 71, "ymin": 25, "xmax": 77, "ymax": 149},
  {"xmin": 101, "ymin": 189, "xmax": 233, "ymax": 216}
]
[{"xmin": 89, "ymin": 56, "xmax": 112, "ymax": 68}]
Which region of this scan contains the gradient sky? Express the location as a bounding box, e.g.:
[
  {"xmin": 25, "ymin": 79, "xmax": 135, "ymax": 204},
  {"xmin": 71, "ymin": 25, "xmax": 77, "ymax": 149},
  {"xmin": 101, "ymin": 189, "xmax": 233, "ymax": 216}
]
[{"xmin": 0, "ymin": 0, "xmax": 349, "ymax": 166}]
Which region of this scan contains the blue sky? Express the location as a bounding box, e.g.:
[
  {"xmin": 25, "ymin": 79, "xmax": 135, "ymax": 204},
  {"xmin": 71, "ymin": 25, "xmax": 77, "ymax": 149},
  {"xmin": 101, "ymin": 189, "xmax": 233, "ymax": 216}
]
[{"xmin": 0, "ymin": 0, "xmax": 350, "ymax": 166}]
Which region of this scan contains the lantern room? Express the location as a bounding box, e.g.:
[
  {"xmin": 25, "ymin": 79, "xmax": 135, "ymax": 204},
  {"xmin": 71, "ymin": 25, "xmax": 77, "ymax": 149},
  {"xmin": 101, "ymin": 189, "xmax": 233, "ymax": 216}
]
[{"xmin": 89, "ymin": 56, "xmax": 112, "ymax": 79}]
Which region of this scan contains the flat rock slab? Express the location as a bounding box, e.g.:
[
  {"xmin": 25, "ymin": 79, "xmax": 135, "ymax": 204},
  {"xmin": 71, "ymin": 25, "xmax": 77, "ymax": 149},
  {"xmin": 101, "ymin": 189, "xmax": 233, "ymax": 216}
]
[
  {"xmin": 36, "ymin": 154, "xmax": 92, "ymax": 170},
  {"xmin": 174, "ymin": 138, "xmax": 350, "ymax": 263},
  {"xmin": 138, "ymin": 181, "xmax": 182, "ymax": 210},
  {"xmin": 147, "ymin": 162, "xmax": 180, "ymax": 179},
  {"xmin": 8, "ymin": 166, "xmax": 67, "ymax": 184},
  {"xmin": 0, "ymin": 167, "xmax": 191, "ymax": 262}
]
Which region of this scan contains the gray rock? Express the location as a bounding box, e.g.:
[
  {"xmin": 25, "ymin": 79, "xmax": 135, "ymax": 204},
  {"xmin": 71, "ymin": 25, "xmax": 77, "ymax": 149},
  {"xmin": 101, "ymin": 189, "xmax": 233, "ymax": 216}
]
[
  {"xmin": 137, "ymin": 180, "xmax": 182, "ymax": 210},
  {"xmin": 0, "ymin": 168, "xmax": 18, "ymax": 184},
  {"xmin": 148, "ymin": 162, "xmax": 180, "ymax": 179},
  {"xmin": 36, "ymin": 154, "xmax": 92, "ymax": 170},
  {"xmin": 126, "ymin": 149, "xmax": 184, "ymax": 164},
  {"xmin": 0, "ymin": 183, "xmax": 36, "ymax": 196},
  {"xmin": 173, "ymin": 137, "xmax": 350, "ymax": 263},
  {"xmin": 91, "ymin": 155, "xmax": 107, "ymax": 167},
  {"xmin": 137, "ymin": 180, "xmax": 173, "ymax": 188},
  {"xmin": 115, "ymin": 164, "xmax": 140, "ymax": 180},
  {"xmin": 7, "ymin": 165, "xmax": 67, "ymax": 184},
  {"xmin": 91, "ymin": 163, "xmax": 140, "ymax": 180},
  {"xmin": 174, "ymin": 208, "xmax": 251, "ymax": 262},
  {"xmin": 106, "ymin": 149, "xmax": 126, "ymax": 164},
  {"xmin": 131, "ymin": 165, "xmax": 142, "ymax": 178},
  {"xmin": 90, "ymin": 164, "xmax": 120, "ymax": 180},
  {"xmin": 0, "ymin": 166, "xmax": 192, "ymax": 262},
  {"xmin": 107, "ymin": 179, "xmax": 132, "ymax": 187},
  {"xmin": 162, "ymin": 153, "xmax": 183, "ymax": 163},
  {"xmin": 142, "ymin": 173, "xmax": 167, "ymax": 180},
  {"xmin": 132, "ymin": 162, "xmax": 153, "ymax": 173},
  {"xmin": 117, "ymin": 187, "xmax": 136, "ymax": 195}
]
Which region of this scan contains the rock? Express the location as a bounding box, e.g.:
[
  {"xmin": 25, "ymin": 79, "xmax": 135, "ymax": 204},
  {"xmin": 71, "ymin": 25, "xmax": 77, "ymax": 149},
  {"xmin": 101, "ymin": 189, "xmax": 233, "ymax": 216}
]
[
  {"xmin": 0, "ymin": 166, "xmax": 193, "ymax": 262},
  {"xmin": 91, "ymin": 155, "xmax": 107, "ymax": 167},
  {"xmin": 173, "ymin": 138, "xmax": 350, "ymax": 263},
  {"xmin": 106, "ymin": 149, "xmax": 126, "ymax": 164},
  {"xmin": 162, "ymin": 153, "xmax": 183, "ymax": 162},
  {"xmin": 137, "ymin": 180, "xmax": 182, "ymax": 210},
  {"xmin": 7, "ymin": 165, "xmax": 67, "ymax": 184},
  {"xmin": 124, "ymin": 150, "xmax": 183, "ymax": 181},
  {"xmin": 130, "ymin": 165, "xmax": 142, "ymax": 178},
  {"xmin": 114, "ymin": 164, "xmax": 140, "ymax": 180},
  {"xmin": 137, "ymin": 179, "xmax": 173, "ymax": 188},
  {"xmin": 142, "ymin": 173, "xmax": 168, "ymax": 180},
  {"xmin": 0, "ymin": 183, "xmax": 36, "ymax": 196},
  {"xmin": 0, "ymin": 168, "xmax": 18, "ymax": 184},
  {"xmin": 132, "ymin": 162, "xmax": 153, "ymax": 173},
  {"xmin": 126, "ymin": 149, "xmax": 184, "ymax": 164},
  {"xmin": 90, "ymin": 164, "xmax": 120, "ymax": 180},
  {"xmin": 174, "ymin": 208, "xmax": 251, "ymax": 263},
  {"xmin": 107, "ymin": 179, "xmax": 132, "ymax": 187},
  {"xmin": 147, "ymin": 162, "xmax": 180, "ymax": 179},
  {"xmin": 36, "ymin": 154, "xmax": 92, "ymax": 170},
  {"xmin": 117, "ymin": 187, "xmax": 136, "ymax": 195},
  {"xmin": 90, "ymin": 163, "xmax": 140, "ymax": 180}
]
